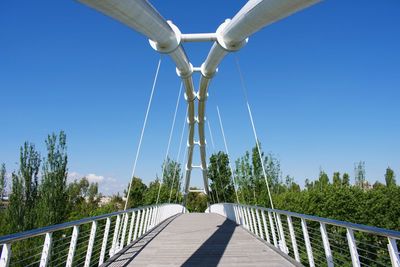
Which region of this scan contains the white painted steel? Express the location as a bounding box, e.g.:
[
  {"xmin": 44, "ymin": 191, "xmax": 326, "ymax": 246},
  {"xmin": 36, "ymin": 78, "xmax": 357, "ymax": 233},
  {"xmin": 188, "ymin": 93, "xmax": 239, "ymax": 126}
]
[
  {"xmin": 301, "ymin": 218, "xmax": 315, "ymax": 267},
  {"xmin": 66, "ymin": 225, "xmax": 79, "ymax": 267},
  {"xmin": 99, "ymin": 218, "xmax": 111, "ymax": 265},
  {"xmin": 287, "ymin": 216, "xmax": 300, "ymax": 263},
  {"xmin": 84, "ymin": 221, "xmax": 97, "ymax": 267},
  {"xmin": 320, "ymin": 222, "xmax": 334, "ymax": 267},
  {"xmin": 133, "ymin": 210, "xmax": 141, "ymax": 241},
  {"xmin": 250, "ymin": 208, "xmax": 259, "ymax": 237},
  {"xmin": 110, "ymin": 214, "xmax": 121, "ymax": 256},
  {"xmin": 261, "ymin": 210, "xmax": 270, "ymax": 243},
  {"xmin": 0, "ymin": 204, "xmax": 186, "ymax": 267},
  {"xmin": 388, "ymin": 238, "xmax": 400, "ymax": 267},
  {"xmin": 181, "ymin": 33, "xmax": 217, "ymax": 42},
  {"xmin": 277, "ymin": 214, "xmax": 288, "ymax": 254},
  {"xmin": 346, "ymin": 228, "xmax": 361, "ymax": 267},
  {"xmin": 255, "ymin": 209, "xmax": 264, "ymax": 239},
  {"xmin": 39, "ymin": 232, "xmax": 52, "ymax": 267},
  {"xmin": 119, "ymin": 213, "xmax": 129, "ymax": 250},
  {"xmin": 208, "ymin": 203, "xmax": 400, "ymax": 267},
  {"xmin": 0, "ymin": 244, "xmax": 11, "ymax": 267},
  {"xmin": 127, "ymin": 212, "xmax": 135, "ymax": 245}
]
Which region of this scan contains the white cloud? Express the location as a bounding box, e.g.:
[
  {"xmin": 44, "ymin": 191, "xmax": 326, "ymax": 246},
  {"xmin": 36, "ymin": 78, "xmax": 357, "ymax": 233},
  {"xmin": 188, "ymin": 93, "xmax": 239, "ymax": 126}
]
[
  {"xmin": 86, "ymin": 173, "xmax": 104, "ymax": 183},
  {"xmin": 67, "ymin": 171, "xmax": 124, "ymax": 196}
]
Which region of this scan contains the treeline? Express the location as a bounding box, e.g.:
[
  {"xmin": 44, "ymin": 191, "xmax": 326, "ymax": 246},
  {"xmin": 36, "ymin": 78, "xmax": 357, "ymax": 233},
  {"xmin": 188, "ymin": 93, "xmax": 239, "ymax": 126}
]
[{"xmin": 207, "ymin": 144, "xmax": 400, "ymax": 232}]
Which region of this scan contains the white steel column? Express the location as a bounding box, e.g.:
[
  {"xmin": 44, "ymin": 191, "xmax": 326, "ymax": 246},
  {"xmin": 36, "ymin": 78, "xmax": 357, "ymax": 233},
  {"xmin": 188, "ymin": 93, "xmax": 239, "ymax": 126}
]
[
  {"xmin": 0, "ymin": 244, "xmax": 11, "ymax": 267},
  {"xmin": 84, "ymin": 221, "xmax": 97, "ymax": 267},
  {"xmin": 99, "ymin": 218, "xmax": 111, "ymax": 265},
  {"xmin": 39, "ymin": 232, "xmax": 52, "ymax": 267},
  {"xmin": 66, "ymin": 226, "xmax": 79, "ymax": 267}
]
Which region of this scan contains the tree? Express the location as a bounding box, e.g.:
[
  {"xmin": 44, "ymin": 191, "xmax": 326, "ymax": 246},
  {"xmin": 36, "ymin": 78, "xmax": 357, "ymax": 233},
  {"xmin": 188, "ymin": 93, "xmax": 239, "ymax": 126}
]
[
  {"xmin": 385, "ymin": 167, "xmax": 396, "ymax": 187},
  {"xmin": 208, "ymin": 152, "xmax": 235, "ymax": 203},
  {"xmin": 0, "ymin": 163, "xmax": 6, "ymax": 201},
  {"xmin": 333, "ymin": 172, "xmax": 341, "ymax": 187},
  {"xmin": 342, "ymin": 173, "xmax": 350, "ymax": 187},
  {"xmin": 161, "ymin": 157, "xmax": 182, "ymax": 202},
  {"xmin": 7, "ymin": 142, "xmax": 41, "ymax": 233},
  {"xmin": 37, "ymin": 131, "xmax": 69, "ymax": 227},
  {"xmin": 126, "ymin": 177, "xmax": 147, "ymax": 208},
  {"xmin": 355, "ymin": 161, "xmax": 367, "ymax": 189}
]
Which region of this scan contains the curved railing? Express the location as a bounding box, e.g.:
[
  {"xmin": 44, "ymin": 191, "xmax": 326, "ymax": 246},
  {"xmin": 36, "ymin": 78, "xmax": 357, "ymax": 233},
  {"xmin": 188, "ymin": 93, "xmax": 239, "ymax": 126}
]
[
  {"xmin": 206, "ymin": 203, "xmax": 400, "ymax": 267},
  {"xmin": 0, "ymin": 204, "xmax": 187, "ymax": 267}
]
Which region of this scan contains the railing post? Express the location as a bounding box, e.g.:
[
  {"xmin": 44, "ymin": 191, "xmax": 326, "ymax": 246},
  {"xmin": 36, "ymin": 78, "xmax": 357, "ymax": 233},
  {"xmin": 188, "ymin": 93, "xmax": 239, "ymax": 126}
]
[
  {"xmin": 127, "ymin": 212, "xmax": 136, "ymax": 244},
  {"xmin": 119, "ymin": 213, "xmax": 129, "ymax": 250},
  {"xmin": 287, "ymin": 216, "xmax": 300, "ymax": 262},
  {"xmin": 301, "ymin": 218, "xmax": 315, "ymax": 267},
  {"xmin": 388, "ymin": 237, "xmax": 400, "ymax": 267},
  {"xmin": 143, "ymin": 208, "xmax": 150, "ymax": 233},
  {"xmin": 99, "ymin": 217, "xmax": 111, "ymax": 266},
  {"xmin": 147, "ymin": 207, "xmax": 153, "ymax": 230},
  {"xmin": 346, "ymin": 228, "xmax": 360, "ymax": 267},
  {"xmin": 268, "ymin": 211, "xmax": 278, "ymax": 247},
  {"xmin": 0, "ymin": 244, "xmax": 11, "ymax": 267},
  {"xmin": 246, "ymin": 207, "xmax": 254, "ymax": 233},
  {"xmin": 255, "ymin": 209, "xmax": 264, "ymax": 239},
  {"xmin": 320, "ymin": 222, "xmax": 334, "ymax": 267},
  {"xmin": 261, "ymin": 210, "xmax": 270, "ymax": 243},
  {"xmin": 276, "ymin": 214, "xmax": 288, "ymax": 254},
  {"xmin": 84, "ymin": 221, "xmax": 97, "ymax": 267},
  {"xmin": 39, "ymin": 232, "xmax": 52, "ymax": 267},
  {"xmin": 250, "ymin": 208, "xmax": 259, "ymax": 237},
  {"xmin": 66, "ymin": 225, "xmax": 79, "ymax": 267},
  {"xmin": 240, "ymin": 206, "xmax": 247, "ymax": 228},
  {"xmin": 138, "ymin": 208, "xmax": 146, "ymax": 237},
  {"xmin": 133, "ymin": 210, "xmax": 141, "ymax": 241},
  {"xmin": 110, "ymin": 215, "xmax": 121, "ymax": 256}
]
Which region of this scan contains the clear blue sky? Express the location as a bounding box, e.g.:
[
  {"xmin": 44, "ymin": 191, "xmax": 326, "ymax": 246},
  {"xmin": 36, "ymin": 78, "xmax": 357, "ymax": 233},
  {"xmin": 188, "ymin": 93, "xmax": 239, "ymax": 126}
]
[{"xmin": 1, "ymin": 0, "xmax": 399, "ymax": 195}]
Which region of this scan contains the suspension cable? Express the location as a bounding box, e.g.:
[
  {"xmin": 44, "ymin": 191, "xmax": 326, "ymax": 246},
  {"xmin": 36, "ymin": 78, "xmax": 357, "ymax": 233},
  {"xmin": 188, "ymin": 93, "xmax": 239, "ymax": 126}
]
[
  {"xmin": 124, "ymin": 57, "xmax": 162, "ymax": 210},
  {"xmin": 156, "ymin": 82, "xmax": 183, "ymax": 205},
  {"xmin": 207, "ymin": 120, "xmax": 225, "ymax": 203},
  {"xmin": 216, "ymin": 106, "xmax": 240, "ymax": 204},
  {"xmin": 176, "ymin": 146, "xmax": 187, "ymax": 203},
  {"xmin": 234, "ymin": 55, "xmax": 276, "ymax": 211},
  {"xmin": 168, "ymin": 106, "xmax": 188, "ymax": 203}
]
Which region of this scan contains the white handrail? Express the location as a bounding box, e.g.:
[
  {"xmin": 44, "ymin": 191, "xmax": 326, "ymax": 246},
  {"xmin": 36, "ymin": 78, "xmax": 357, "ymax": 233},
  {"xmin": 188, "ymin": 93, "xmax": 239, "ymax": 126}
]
[
  {"xmin": 0, "ymin": 204, "xmax": 186, "ymax": 267},
  {"xmin": 207, "ymin": 203, "xmax": 400, "ymax": 267}
]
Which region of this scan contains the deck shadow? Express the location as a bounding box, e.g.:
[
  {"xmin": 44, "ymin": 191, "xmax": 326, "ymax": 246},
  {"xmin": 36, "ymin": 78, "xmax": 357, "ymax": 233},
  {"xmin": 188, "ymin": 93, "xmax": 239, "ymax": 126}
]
[{"xmin": 182, "ymin": 218, "xmax": 236, "ymax": 267}]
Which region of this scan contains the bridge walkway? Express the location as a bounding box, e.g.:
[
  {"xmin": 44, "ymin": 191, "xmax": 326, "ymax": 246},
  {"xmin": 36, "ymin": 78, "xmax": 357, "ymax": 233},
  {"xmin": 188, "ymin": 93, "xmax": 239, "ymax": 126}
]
[{"xmin": 103, "ymin": 213, "xmax": 296, "ymax": 267}]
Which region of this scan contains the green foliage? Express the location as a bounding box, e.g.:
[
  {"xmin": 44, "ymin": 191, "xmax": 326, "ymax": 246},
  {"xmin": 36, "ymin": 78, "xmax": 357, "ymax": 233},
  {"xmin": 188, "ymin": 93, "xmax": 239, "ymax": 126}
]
[
  {"xmin": 0, "ymin": 163, "xmax": 6, "ymax": 201},
  {"xmin": 385, "ymin": 166, "xmax": 396, "ymax": 187},
  {"xmin": 37, "ymin": 131, "xmax": 69, "ymax": 227},
  {"xmin": 208, "ymin": 152, "xmax": 235, "ymax": 203},
  {"xmin": 186, "ymin": 188, "xmax": 207, "ymax": 212},
  {"xmin": 125, "ymin": 177, "xmax": 147, "ymax": 208}
]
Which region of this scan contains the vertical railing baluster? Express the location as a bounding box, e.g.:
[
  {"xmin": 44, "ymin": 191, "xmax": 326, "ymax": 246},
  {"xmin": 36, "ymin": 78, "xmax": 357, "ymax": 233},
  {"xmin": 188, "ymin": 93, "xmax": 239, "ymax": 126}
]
[
  {"xmin": 247, "ymin": 207, "xmax": 254, "ymax": 232},
  {"xmin": 255, "ymin": 209, "xmax": 264, "ymax": 239},
  {"xmin": 99, "ymin": 218, "xmax": 111, "ymax": 265},
  {"xmin": 0, "ymin": 243, "xmax": 11, "ymax": 267},
  {"xmin": 119, "ymin": 213, "xmax": 129, "ymax": 250},
  {"xmin": 133, "ymin": 210, "xmax": 141, "ymax": 241},
  {"xmin": 388, "ymin": 237, "xmax": 400, "ymax": 267},
  {"xmin": 147, "ymin": 207, "xmax": 153, "ymax": 230},
  {"xmin": 287, "ymin": 216, "xmax": 300, "ymax": 262},
  {"xmin": 268, "ymin": 211, "xmax": 278, "ymax": 247},
  {"xmin": 138, "ymin": 208, "xmax": 146, "ymax": 237},
  {"xmin": 240, "ymin": 206, "xmax": 247, "ymax": 228},
  {"xmin": 84, "ymin": 221, "xmax": 97, "ymax": 267},
  {"xmin": 110, "ymin": 215, "xmax": 121, "ymax": 256},
  {"xmin": 250, "ymin": 208, "xmax": 258, "ymax": 236},
  {"xmin": 39, "ymin": 232, "xmax": 52, "ymax": 267},
  {"xmin": 127, "ymin": 212, "xmax": 136, "ymax": 244},
  {"xmin": 66, "ymin": 225, "xmax": 79, "ymax": 267},
  {"xmin": 301, "ymin": 218, "xmax": 315, "ymax": 267},
  {"xmin": 276, "ymin": 214, "xmax": 288, "ymax": 254},
  {"xmin": 346, "ymin": 228, "xmax": 360, "ymax": 267},
  {"xmin": 143, "ymin": 208, "xmax": 150, "ymax": 233},
  {"xmin": 261, "ymin": 210, "xmax": 270, "ymax": 243},
  {"xmin": 320, "ymin": 222, "xmax": 334, "ymax": 267}
]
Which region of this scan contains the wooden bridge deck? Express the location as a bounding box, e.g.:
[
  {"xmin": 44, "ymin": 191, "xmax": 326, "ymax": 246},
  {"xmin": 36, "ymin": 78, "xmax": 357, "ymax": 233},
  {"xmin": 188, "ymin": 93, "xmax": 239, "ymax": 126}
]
[{"xmin": 103, "ymin": 213, "xmax": 296, "ymax": 267}]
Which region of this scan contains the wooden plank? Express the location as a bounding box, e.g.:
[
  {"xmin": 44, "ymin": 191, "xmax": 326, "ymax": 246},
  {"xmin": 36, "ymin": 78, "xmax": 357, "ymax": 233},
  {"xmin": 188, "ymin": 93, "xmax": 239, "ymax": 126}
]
[{"xmin": 103, "ymin": 213, "xmax": 295, "ymax": 266}]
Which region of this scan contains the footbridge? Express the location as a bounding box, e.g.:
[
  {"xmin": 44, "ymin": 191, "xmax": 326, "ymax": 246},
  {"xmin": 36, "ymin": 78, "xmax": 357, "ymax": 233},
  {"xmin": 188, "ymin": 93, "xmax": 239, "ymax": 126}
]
[{"xmin": 1, "ymin": 0, "xmax": 400, "ymax": 266}]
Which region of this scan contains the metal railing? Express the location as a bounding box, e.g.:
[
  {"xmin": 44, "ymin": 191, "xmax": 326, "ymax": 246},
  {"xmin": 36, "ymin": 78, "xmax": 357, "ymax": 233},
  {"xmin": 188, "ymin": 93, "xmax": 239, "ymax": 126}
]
[
  {"xmin": 206, "ymin": 203, "xmax": 400, "ymax": 267},
  {"xmin": 0, "ymin": 204, "xmax": 186, "ymax": 267}
]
